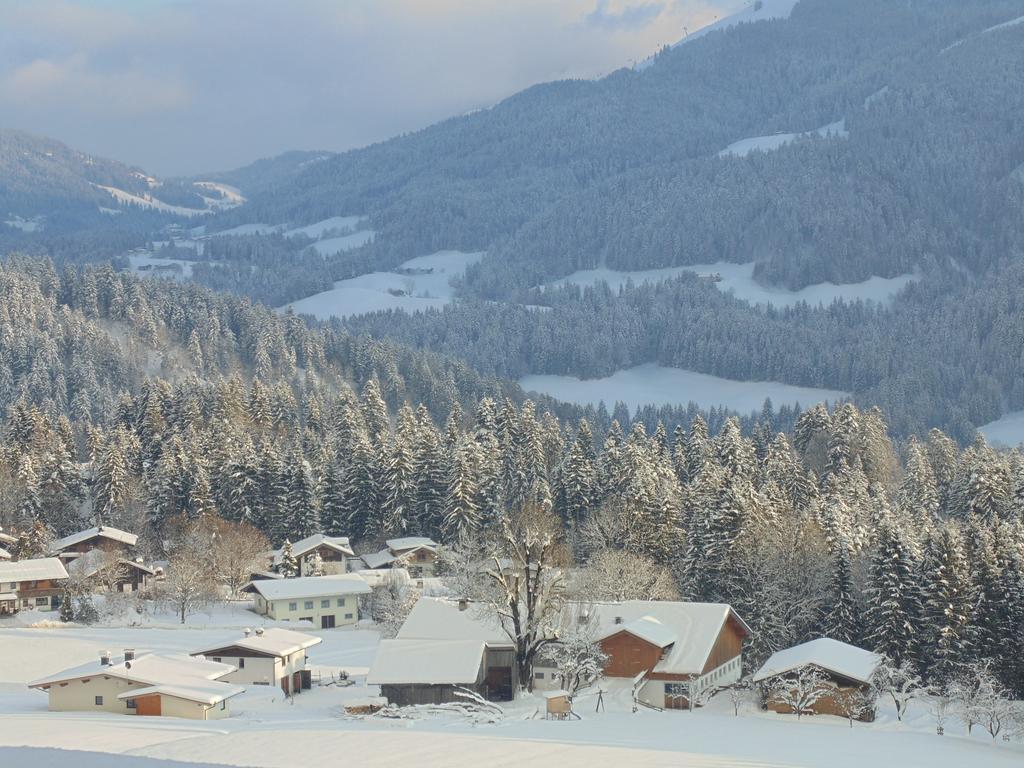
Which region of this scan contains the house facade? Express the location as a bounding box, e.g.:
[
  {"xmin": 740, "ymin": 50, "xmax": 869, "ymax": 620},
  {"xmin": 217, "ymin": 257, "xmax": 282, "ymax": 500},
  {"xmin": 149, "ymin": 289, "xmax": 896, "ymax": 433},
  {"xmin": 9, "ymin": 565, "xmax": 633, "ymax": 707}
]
[
  {"xmin": 67, "ymin": 550, "xmax": 155, "ymax": 593},
  {"xmin": 753, "ymin": 638, "xmax": 880, "ymax": 721},
  {"xmin": 0, "ymin": 557, "xmax": 69, "ymax": 614},
  {"xmin": 29, "ymin": 652, "xmax": 244, "ymax": 720},
  {"xmin": 192, "ymin": 627, "xmax": 322, "ymax": 695},
  {"xmin": 593, "ymin": 602, "xmax": 749, "ymax": 710},
  {"xmin": 359, "ymin": 537, "xmax": 439, "ymax": 579},
  {"xmin": 275, "ymin": 534, "xmax": 355, "ymax": 577},
  {"xmin": 247, "ymin": 574, "xmax": 371, "ymax": 629},
  {"xmin": 50, "ymin": 526, "xmax": 138, "ymax": 562}
]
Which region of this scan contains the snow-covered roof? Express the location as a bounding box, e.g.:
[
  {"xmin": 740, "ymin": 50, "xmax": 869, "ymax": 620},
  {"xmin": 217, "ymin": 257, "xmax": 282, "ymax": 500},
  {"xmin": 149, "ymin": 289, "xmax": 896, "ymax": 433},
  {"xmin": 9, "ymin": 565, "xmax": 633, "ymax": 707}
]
[
  {"xmin": 587, "ymin": 601, "xmax": 749, "ymax": 676},
  {"xmin": 0, "ymin": 530, "xmax": 16, "ymax": 545},
  {"xmin": 193, "ymin": 627, "xmax": 322, "ymax": 659},
  {"xmin": 355, "ymin": 568, "xmax": 410, "ymax": 588},
  {"xmin": 273, "ymin": 534, "xmax": 354, "ymax": 566},
  {"xmin": 66, "ymin": 550, "xmax": 154, "ymax": 579},
  {"xmin": 542, "ymin": 689, "xmax": 571, "ymax": 699},
  {"xmin": 601, "ymin": 616, "xmax": 676, "ymax": 649},
  {"xmin": 753, "ymin": 638, "xmax": 881, "ymax": 686},
  {"xmin": 361, "ymin": 550, "xmax": 397, "ymax": 570},
  {"xmin": 30, "ymin": 653, "xmax": 236, "ymax": 689},
  {"xmin": 0, "ymin": 557, "xmax": 68, "ymax": 583},
  {"xmin": 386, "ymin": 536, "xmax": 438, "ymax": 553},
  {"xmin": 248, "ymin": 574, "xmax": 371, "ymax": 602},
  {"xmin": 396, "ymin": 597, "xmax": 511, "ymax": 646},
  {"xmin": 0, "ymin": 547, "xmax": 10, "ymax": 560},
  {"xmin": 50, "ymin": 526, "xmax": 138, "ymax": 552},
  {"xmin": 116, "ymin": 682, "xmax": 244, "ymax": 706},
  {"xmin": 367, "ymin": 639, "xmax": 486, "ymax": 685}
]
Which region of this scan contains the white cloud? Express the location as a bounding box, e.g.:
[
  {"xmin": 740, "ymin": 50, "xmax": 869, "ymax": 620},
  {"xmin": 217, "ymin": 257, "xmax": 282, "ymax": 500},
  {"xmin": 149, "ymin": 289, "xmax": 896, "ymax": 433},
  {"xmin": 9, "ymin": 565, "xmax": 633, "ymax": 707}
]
[{"xmin": 0, "ymin": 0, "xmax": 730, "ymax": 175}]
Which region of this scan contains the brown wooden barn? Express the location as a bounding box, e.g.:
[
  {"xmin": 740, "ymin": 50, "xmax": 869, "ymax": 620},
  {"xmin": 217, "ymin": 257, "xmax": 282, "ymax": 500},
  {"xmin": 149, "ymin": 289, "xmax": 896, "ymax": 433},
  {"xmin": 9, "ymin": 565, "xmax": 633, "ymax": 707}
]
[{"xmin": 753, "ymin": 638, "xmax": 881, "ymax": 721}]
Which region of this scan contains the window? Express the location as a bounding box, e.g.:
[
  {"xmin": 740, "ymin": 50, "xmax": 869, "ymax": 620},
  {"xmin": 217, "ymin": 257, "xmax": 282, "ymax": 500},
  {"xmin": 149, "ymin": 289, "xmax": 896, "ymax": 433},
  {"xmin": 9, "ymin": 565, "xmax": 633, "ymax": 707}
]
[
  {"xmin": 304, "ymin": 601, "xmax": 314, "ymax": 610},
  {"xmin": 238, "ymin": 658, "xmax": 245, "ymax": 669},
  {"xmin": 94, "ymin": 696, "xmax": 104, "ymax": 706},
  {"xmin": 344, "ymin": 613, "xmax": 353, "ymax": 620},
  {"xmin": 289, "ymin": 602, "xmax": 298, "ymax": 611},
  {"xmin": 7, "ymin": 582, "xmax": 15, "ymax": 590},
  {"xmin": 221, "ymin": 700, "xmax": 226, "ymax": 710},
  {"xmin": 534, "ymin": 672, "xmax": 545, "ymax": 680},
  {"xmin": 320, "ymin": 599, "xmax": 330, "ymax": 609},
  {"xmin": 213, "ymin": 657, "xmax": 221, "ymax": 663},
  {"xmin": 126, "ymin": 698, "xmax": 137, "ymax": 709},
  {"xmin": 665, "ymin": 683, "xmax": 688, "ymax": 697},
  {"xmin": 336, "ymin": 598, "xmax": 345, "ymax": 607},
  {"xmin": 35, "ymin": 597, "xmax": 48, "ymax": 606}
]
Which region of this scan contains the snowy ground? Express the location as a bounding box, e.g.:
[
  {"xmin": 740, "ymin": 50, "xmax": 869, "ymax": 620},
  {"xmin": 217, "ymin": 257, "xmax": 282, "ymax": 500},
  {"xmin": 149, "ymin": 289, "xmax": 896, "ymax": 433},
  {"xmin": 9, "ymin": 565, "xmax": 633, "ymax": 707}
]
[
  {"xmin": 127, "ymin": 253, "xmax": 198, "ymax": 279},
  {"xmin": 279, "ymin": 250, "xmax": 484, "ymax": 320},
  {"xmin": 979, "ymin": 411, "xmax": 1024, "ymax": 448},
  {"xmin": 283, "ymin": 215, "xmax": 365, "ymax": 240},
  {"xmin": 4, "ymin": 215, "xmax": 44, "ymax": 232},
  {"xmin": 519, "ymin": 363, "xmax": 847, "ymax": 414},
  {"xmin": 551, "ymin": 262, "xmax": 916, "ymax": 309},
  {"xmin": 718, "ymin": 120, "xmax": 848, "ymax": 158},
  {"xmin": 1, "ymin": 606, "xmax": 1020, "ymax": 768},
  {"xmin": 309, "ymin": 229, "xmax": 376, "ymax": 256}
]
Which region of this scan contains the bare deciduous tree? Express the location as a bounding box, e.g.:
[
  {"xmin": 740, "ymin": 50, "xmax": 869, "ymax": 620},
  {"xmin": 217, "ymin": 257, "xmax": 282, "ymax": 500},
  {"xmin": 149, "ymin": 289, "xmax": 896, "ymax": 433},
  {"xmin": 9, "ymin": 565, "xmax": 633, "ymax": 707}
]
[
  {"xmin": 768, "ymin": 667, "xmax": 830, "ymax": 719},
  {"xmin": 208, "ymin": 518, "xmax": 271, "ymax": 599},
  {"xmin": 159, "ymin": 516, "xmax": 220, "ymax": 623}
]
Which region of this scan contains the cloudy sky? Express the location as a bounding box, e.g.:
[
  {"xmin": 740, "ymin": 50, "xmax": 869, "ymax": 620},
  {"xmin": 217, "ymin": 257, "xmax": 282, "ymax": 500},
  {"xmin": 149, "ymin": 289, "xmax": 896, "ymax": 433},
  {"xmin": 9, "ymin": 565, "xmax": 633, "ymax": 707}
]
[{"xmin": 0, "ymin": 0, "xmax": 733, "ymax": 176}]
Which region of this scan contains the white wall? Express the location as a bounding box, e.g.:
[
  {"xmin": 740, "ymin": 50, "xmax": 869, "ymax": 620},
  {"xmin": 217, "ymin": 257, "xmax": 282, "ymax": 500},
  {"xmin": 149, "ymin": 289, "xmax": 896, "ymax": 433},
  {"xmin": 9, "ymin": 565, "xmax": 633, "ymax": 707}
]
[
  {"xmin": 45, "ymin": 675, "xmax": 141, "ymax": 715},
  {"xmin": 263, "ymin": 595, "xmax": 358, "ymax": 628},
  {"xmin": 207, "ymin": 654, "xmax": 281, "ymax": 686}
]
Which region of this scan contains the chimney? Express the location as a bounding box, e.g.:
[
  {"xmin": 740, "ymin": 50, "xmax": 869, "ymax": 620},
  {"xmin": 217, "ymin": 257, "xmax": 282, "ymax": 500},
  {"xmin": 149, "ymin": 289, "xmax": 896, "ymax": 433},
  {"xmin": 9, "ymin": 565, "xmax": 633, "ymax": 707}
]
[
  {"xmin": 458, "ymin": 598, "xmax": 469, "ymax": 612},
  {"xmin": 100, "ymin": 650, "xmax": 111, "ymax": 666},
  {"xmin": 255, "ymin": 627, "xmax": 264, "ymax": 636},
  {"xmin": 614, "ymin": 616, "xmax": 623, "ymax": 625},
  {"xmin": 123, "ymin": 649, "xmax": 135, "ymax": 662},
  {"xmin": 244, "ymin": 628, "xmax": 252, "ymax": 638}
]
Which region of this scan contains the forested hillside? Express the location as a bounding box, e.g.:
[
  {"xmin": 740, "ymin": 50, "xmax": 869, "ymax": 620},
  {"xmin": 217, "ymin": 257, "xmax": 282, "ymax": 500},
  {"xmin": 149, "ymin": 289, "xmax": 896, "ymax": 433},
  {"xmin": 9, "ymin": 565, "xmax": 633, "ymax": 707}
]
[{"xmin": 0, "ymin": 259, "xmax": 1022, "ymax": 696}]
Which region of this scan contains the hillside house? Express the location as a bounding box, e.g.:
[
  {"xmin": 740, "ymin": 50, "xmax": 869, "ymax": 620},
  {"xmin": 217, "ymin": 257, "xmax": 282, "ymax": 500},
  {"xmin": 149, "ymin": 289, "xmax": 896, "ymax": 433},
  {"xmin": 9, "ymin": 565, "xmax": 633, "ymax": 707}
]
[
  {"xmin": 358, "ymin": 537, "xmax": 439, "ymax": 578},
  {"xmin": 368, "ymin": 597, "xmax": 516, "ymax": 705},
  {"xmin": 49, "ymin": 526, "xmax": 138, "ymax": 563},
  {"xmin": 29, "ymin": 651, "xmax": 244, "ymax": 720},
  {"xmin": 67, "ymin": 549, "xmax": 156, "ymax": 593},
  {"xmin": 192, "ymin": 627, "xmax": 322, "ymax": 695},
  {"xmin": 246, "ymin": 574, "xmax": 371, "ymax": 629},
  {"xmin": 274, "ymin": 534, "xmax": 354, "ymax": 576},
  {"xmin": 753, "ymin": 638, "xmax": 881, "ymax": 721},
  {"xmin": 0, "ymin": 557, "xmax": 69, "ymax": 614}
]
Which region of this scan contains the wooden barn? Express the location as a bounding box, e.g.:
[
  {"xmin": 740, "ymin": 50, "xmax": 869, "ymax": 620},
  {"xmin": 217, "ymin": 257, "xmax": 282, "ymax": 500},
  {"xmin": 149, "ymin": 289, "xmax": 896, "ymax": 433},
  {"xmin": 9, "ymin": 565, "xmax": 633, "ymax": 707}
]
[{"xmin": 753, "ymin": 638, "xmax": 881, "ymax": 721}]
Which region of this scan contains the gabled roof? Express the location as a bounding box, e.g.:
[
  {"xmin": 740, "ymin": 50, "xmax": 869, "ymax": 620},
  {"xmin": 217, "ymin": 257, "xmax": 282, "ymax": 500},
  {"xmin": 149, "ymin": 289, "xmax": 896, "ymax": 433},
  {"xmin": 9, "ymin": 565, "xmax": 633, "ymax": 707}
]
[
  {"xmin": 117, "ymin": 682, "xmax": 244, "ymax": 706},
  {"xmin": 753, "ymin": 638, "xmax": 881, "ymax": 686},
  {"xmin": 396, "ymin": 597, "xmax": 511, "ymax": 646},
  {"xmin": 583, "ymin": 601, "xmax": 751, "ymax": 676},
  {"xmin": 368, "ymin": 639, "xmax": 485, "ymax": 685},
  {"xmin": 386, "ymin": 536, "xmax": 438, "ymax": 554},
  {"xmin": 601, "ymin": 616, "xmax": 676, "ymax": 649},
  {"xmin": 29, "ymin": 653, "xmax": 236, "ymax": 689},
  {"xmin": 360, "ymin": 550, "xmax": 397, "ymax": 570},
  {"xmin": 193, "ymin": 627, "xmax": 322, "ymax": 659},
  {"xmin": 273, "ymin": 534, "xmax": 354, "ymax": 566},
  {"xmin": 66, "ymin": 550, "xmax": 155, "ymax": 579},
  {"xmin": 50, "ymin": 526, "xmax": 138, "ymax": 552},
  {"xmin": 0, "ymin": 557, "xmax": 68, "ymax": 583},
  {"xmin": 248, "ymin": 573, "xmax": 371, "ymax": 602}
]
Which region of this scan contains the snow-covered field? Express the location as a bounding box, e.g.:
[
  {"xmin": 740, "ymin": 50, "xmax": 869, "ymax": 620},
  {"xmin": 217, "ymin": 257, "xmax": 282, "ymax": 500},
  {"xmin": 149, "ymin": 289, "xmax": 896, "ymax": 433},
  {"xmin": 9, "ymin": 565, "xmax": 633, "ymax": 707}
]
[
  {"xmin": 280, "ymin": 250, "xmax": 484, "ymax": 320},
  {"xmin": 718, "ymin": 120, "xmax": 847, "ymax": 158},
  {"xmin": 283, "ymin": 216, "xmax": 365, "ymax": 240},
  {"xmin": 979, "ymin": 411, "xmax": 1024, "ymax": 448},
  {"xmin": 208, "ymin": 222, "xmax": 285, "ymax": 237},
  {"xmin": 0, "ymin": 608, "xmax": 1019, "ymax": 768},
  {"xmin": 310, "ymin": 229, "xmax": 376, "ymax": 256},
  {"xmin": 520, "ymin": 363, "xmax": 847, "ymax": 414},
  {"xmin": 127, "ymin": 253, "xmax": 198, "ymax": 279},
  {"xmin": 4, "ymin": 215, "xmax": 43, "ymax": 232},
  {"xmin": 551, "ymin": 262, "xmax": 915, "ymax": 309}
]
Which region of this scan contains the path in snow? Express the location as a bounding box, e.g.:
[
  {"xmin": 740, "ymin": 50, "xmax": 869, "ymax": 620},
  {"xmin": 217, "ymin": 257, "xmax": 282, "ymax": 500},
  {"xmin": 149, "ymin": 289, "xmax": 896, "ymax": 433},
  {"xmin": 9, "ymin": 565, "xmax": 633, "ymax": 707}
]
[
  {"xmin": 551, "ymin": 261, "xmax": 915, "ymax": 309},
  {"xmin": 279, "ymin": 250, "xmax": 484, "ymax": 320},
  {"xmin": 520, "ymin": 363, "xmax": 847, "ymax": 414}
]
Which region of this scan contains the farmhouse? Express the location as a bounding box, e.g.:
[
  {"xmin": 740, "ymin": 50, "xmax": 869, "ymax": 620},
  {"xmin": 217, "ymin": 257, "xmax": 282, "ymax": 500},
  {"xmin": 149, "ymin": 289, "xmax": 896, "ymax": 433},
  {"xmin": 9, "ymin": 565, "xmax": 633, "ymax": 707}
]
[
  {"xmin": 274, "ymin": 534, "xmax": 354, "ymax": 576},
  {"xmin": 67, "ymin": 549, "xmax": 156, "ymax": 593},
  {"xmin": 590, "ymin": 601, "xmax": 750, "ymax": 710},
  {"xmin": 359, "ymin": 537, "xmax": 439, "ymax": 578},
  {"xmin": 0, "ymin": 557, "xmax": 69, "ymax": 614},
  {"xmin": 50, "ymin": 526, "xmax": 138, "ymax": 562},
  {"xmin": 368, "ymin": 597, "xmax": 516, "ymax": 705},
  {"xmin": 753, "ymin": 638, "xmax": 881, "ymax": 721},
  {"xmin": 246, "ymin": 574, "xmax": 371, "ymax": 629},
  {"xmin": 192, "ymin": 627, "xmax": 322, "ymax": 695},
  {"xmin": 29, "ymin": 651, "xmax": 244, "ymax": 720}
]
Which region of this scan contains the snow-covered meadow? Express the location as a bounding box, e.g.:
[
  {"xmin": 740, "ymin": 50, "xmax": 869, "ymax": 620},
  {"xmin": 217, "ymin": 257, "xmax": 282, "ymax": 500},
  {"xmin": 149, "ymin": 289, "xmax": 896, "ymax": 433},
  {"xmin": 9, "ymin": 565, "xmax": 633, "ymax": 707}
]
[
  {"xmin": 279, "ymin": 250, "xmax": 484, "ymax": 320},
  {"xmin": 979, "ymin": 411, "xmax": 1024, "ymax": 449},
  {"xmin": 718, "ymin": 120, "xmax": 848, "ymax": 158},
  {"xmin": 519, "ymin": 363, "xmax": 847, "ymax": 414},
  {"xmin": 550, "ymin": 262, "xmax": 916, "ymax": 309},
  {"xmin": 0, "ymin": 607, "xmax": 1020, "ymax": 768}
]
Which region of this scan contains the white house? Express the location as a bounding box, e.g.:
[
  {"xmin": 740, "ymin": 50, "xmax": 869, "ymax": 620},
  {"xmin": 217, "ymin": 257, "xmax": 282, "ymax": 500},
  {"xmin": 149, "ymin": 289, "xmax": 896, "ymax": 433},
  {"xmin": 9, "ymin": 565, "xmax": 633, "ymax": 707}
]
[
  {"xmin": 29, "ymin": 651, "xmax": 244, "ymax": 720},
  {"xmin": 246, "ymin": 574, "xmax": 371, "ymax": 629},
  {"xmin": 274, "ymin": 534, "xmax": 354, "ymax": 576},
  {"xmin": 192, "ymin": 627, "xmax": 322, "ymax": 695},
  {"xmin": 0, "ymin": 557, "xmax": 69, "ymax": 614}
]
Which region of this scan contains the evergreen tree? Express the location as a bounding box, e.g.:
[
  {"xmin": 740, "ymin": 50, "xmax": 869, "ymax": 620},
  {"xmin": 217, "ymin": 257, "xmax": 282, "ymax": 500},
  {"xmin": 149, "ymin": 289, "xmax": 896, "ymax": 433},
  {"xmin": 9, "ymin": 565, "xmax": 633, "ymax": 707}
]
[{"xmin": 866, "ymin": 523, "xmax": 921, "ymax": 667}]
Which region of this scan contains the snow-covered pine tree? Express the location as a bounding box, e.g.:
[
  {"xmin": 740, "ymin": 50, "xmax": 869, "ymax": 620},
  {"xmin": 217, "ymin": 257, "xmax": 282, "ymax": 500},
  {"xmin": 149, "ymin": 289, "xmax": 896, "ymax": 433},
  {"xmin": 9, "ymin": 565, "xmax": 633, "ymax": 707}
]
[
  {"xmin": 920, "ymin": 524, "xmax": 975, "ymax": 684},
  {"xmin": 820, "ymin": 543, "xmax": 862, "ymax": 645},
  {"xmin": 865, "ymin": 522, "xmax": 922, "ymax": 667},
  {"xmin": 279, "ymin": 539, "xmax": 298, "ymax": 577}
]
